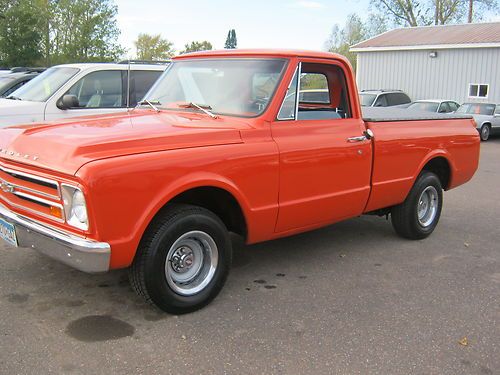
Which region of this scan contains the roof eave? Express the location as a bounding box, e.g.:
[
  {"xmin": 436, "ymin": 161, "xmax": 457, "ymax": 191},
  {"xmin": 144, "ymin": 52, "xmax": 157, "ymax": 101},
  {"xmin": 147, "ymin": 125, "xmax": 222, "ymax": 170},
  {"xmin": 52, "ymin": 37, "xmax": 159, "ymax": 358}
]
[{"xmin": 351, "ymin": 42, "xmax": 500, "ymax": 52}]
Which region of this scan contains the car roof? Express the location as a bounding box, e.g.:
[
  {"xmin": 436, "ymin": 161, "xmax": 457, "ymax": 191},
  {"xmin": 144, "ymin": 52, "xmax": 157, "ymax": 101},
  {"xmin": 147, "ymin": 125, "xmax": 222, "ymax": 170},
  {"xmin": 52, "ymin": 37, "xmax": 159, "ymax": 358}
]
[
  {"xmin": 461, "ymin": 102, "xmax": 497, "ymax": 106},
  {"xmin": 359, "ymin": 90, "xmax": 405, "ymax": 94},
  {"xmin": 0, "ymin": 71, "xmax": 39, "ymax": 80},
  {"xmin": 50, "ymin": 63, "xmax": 167, "ymax": 71},
  {"xmin": 413, "ymin": 99, "xmax": 455, "ymax": 104}
]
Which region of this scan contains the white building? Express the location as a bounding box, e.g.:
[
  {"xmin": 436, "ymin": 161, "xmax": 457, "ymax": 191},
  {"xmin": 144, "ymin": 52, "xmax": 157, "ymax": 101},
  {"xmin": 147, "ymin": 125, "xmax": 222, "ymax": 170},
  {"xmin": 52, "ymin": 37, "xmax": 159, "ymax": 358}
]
[{"xmin": 351, "ymin": 22, "xmax": 500, "ymax": 104}]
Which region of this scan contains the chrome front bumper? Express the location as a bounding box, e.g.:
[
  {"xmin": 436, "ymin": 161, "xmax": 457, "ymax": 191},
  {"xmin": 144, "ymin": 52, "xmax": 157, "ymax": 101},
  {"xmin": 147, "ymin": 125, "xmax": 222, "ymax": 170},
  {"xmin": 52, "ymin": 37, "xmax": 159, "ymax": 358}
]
[{"xmin": 0, "ymin": 204, "xmax": 110, "ymax": 273}]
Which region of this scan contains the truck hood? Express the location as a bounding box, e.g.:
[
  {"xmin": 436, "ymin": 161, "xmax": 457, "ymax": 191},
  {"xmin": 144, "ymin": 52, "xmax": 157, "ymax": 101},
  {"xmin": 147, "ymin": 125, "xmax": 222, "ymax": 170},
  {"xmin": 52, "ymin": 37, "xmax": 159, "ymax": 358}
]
[{"xmin": 0, "ymin": 110, "xmax": 248, "ymax": 175}]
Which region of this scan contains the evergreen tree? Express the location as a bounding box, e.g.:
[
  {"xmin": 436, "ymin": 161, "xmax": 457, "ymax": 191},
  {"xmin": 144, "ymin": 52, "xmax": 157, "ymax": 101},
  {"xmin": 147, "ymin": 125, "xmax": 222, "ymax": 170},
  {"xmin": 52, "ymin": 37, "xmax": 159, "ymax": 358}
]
[{"xmin": 224, "ymin": 29, "xmax": 237, "ymax": 49}]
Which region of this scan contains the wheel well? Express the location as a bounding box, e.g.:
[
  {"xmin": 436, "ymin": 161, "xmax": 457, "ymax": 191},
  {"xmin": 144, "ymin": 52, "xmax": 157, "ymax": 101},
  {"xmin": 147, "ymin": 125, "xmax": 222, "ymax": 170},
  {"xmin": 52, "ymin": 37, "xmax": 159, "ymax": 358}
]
[
  {"xmin": 169, "ymin": 186, "xmax": 247, "ymax": 239},
  {"xmin": 422, "ymin": 157, "xmax": 450, "ymax": 190},
  {"xmin": 481, "ymin": 122, "xmax": 491, "ymax": 128}
]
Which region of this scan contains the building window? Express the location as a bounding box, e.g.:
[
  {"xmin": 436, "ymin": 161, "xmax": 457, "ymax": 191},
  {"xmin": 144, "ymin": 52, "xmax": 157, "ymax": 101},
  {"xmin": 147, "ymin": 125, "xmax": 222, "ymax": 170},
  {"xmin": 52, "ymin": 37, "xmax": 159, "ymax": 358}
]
[{"xmin": 469, "ymin": 84, "xmax": 489, "ymax": 98}]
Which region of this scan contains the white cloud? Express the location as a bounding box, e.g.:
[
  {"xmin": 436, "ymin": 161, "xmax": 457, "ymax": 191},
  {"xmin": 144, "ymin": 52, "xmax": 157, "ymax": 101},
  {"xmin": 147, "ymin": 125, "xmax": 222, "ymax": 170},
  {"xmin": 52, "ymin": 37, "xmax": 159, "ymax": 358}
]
[{"xmin": 293, "ymin": 1, "xmax": 324, "ymax": 9}]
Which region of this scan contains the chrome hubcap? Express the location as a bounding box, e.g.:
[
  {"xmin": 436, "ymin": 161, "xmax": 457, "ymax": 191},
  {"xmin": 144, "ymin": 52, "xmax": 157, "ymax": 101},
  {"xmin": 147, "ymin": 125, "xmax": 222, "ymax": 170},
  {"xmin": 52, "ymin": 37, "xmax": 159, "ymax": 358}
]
[
  {"xmin": 417, "ymin": 186, "xmax": 438, "ymax": 227},
  {"xmin": 165, "ymin": 231, "xmax": 218, "ymax": 296},
  {"xmin": 482, "ymin": 127, "xmax": 489, "ymax": 139}
]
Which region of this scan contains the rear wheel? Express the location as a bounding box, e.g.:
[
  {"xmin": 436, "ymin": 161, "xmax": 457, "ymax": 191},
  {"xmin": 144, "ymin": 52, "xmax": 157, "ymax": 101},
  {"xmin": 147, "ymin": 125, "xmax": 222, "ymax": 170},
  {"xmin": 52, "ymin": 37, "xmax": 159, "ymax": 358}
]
[
  {"xmin": 129, "ymin": 204, "xmax": 232, "ymax": 314},
  {"xmin": 480, "ymin": 124, "xmax": 490, "ymax": 141},
  {"xmin": 391, "ymin": 171, "xmax": 443, "ymax": 240}
]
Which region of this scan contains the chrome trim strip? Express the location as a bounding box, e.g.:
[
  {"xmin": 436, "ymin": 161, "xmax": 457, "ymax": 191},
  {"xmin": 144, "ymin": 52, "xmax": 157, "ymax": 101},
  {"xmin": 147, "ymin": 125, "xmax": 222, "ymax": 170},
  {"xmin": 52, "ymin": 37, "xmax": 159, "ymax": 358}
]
[
  {"xmin": 0, "ymin": 176, "xmax": 59, "ymax": 199},
  {"xmin": 294, "ymin": 62, "xmax": 302, "ymax": 121},
  {"xmin": 0, "ymin": 204, "xmax": 110, "ymax": 273},
  {"xmin": 277, "ymin": 65, "xmax": 300, "ymax": 121},
  {"xmin": 0, "ymin": 165, "xmax": 59, "ymax": 190},
  {"xmin": 12, "ymin": 191, "xmax": 64, "ymax": 209},
  {"xmin": 0, "ymin": 195, "xmax": 65, "ymax": 223}
]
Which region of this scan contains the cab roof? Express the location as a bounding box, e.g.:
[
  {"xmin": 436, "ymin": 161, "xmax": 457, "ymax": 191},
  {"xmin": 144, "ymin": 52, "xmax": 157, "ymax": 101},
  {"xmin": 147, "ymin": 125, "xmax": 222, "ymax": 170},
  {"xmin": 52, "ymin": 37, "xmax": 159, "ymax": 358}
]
[{"xmin": 174, "ymin": 49, "xmax": 349, "ymax": 62}]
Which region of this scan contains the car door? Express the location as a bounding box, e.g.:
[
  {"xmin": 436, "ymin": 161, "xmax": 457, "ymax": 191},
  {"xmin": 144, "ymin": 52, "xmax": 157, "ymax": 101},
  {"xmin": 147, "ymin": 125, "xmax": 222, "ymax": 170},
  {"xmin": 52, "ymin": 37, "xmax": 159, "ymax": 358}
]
[
  {"xmin": 271, "ymin": 60, "xmax": 372, "ymax": 233},
  {"xmin": 493, "ymin": 105, "xmax": 500, "ymax": 129},
  {"xmin": 45, "ymin": 69, "xmax": 127, "ymax": 121}
]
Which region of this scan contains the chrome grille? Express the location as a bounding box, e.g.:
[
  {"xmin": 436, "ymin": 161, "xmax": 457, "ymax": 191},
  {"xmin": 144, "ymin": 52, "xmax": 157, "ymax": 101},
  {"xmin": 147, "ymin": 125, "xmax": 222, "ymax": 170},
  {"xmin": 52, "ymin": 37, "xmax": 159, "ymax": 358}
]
[{"xmin": 0, "ymin": 164, "xmax": 63, "ymax": 222}]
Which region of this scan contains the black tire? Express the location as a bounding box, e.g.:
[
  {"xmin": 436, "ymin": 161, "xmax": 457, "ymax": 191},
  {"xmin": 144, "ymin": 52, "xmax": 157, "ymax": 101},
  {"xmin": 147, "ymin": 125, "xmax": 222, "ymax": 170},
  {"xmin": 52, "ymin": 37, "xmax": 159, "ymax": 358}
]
[
  {"xmin": 480, "ymin": 124, "xmax": 490, "ymax": 141},
  {"xmin": 129, "ymin": 204, "xmax": 232, "ymax": 314},
  {"xmin": 391, "ymin": 171, "xmax": 443, "ymax": 240}
]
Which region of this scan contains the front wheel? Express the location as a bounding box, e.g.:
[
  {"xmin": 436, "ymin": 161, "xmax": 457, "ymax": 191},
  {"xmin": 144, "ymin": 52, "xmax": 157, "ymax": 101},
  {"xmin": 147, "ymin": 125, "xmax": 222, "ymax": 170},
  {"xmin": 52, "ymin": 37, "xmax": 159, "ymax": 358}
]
[
  {"xmin": 480, "ymin": 124, "xmax": 490, "ymax": 141},
  {"xmin": 129, "ymin": 204, "xmax": 232, "ymax": 314},
  {"xmin": 391, "ymin": 171, "xmax": 443, "ymax": 240}
]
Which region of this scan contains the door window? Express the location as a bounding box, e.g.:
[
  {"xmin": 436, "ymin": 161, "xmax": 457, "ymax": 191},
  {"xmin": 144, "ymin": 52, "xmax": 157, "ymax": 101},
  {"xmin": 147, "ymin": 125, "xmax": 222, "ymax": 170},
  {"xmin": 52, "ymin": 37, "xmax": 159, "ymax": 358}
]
[
  {"xmin": 438, "ymin": 102, "xmax": 450, "ymax": 113},
  {"xmin": 448, "ymin": 102, "xmax": 459, "ymax": 112},
  {"xmin": 65, "ymin": 70, "xmax": 124, "ymax": 108},
  {"xmin": 277, "ymin": 62, "xmax": 351, "ymax": 121},
  {"xmin": 374, "ymin": 94, "xmax": 387, "ymax": 107},
  {"xmin": 387, "ymin": 92, "xmax": 410, "ymax": 106},
  {"xmin": 277, "ymin": 68, "xmax": 299, "ymax": 120},
  {"xmin": 129, "ymin": 70, "xmax": 163, "ymax": 107}
]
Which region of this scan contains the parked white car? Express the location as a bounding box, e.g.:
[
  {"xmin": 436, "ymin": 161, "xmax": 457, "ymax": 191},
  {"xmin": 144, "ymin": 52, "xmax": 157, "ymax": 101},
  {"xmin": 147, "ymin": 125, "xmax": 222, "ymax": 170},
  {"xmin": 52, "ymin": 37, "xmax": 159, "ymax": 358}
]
[{"xmin": 0, "ymin": 62, "xmax": 167, "ymax": 127}]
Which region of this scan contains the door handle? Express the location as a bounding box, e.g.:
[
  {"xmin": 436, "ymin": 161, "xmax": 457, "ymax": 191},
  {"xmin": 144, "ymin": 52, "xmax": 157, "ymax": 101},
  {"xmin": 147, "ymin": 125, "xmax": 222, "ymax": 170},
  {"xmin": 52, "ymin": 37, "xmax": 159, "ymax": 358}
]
[{"xmin": 347, "ymin": 135, "xmax": 367, "ymax": 142}]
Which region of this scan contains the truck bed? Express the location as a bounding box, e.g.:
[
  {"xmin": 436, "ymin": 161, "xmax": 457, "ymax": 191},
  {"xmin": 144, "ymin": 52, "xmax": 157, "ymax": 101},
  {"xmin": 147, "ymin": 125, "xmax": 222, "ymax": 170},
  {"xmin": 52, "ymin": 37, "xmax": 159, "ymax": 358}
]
[{"xmin": 362, "ymin": 107, "xmax": 472, "ymax": 122}]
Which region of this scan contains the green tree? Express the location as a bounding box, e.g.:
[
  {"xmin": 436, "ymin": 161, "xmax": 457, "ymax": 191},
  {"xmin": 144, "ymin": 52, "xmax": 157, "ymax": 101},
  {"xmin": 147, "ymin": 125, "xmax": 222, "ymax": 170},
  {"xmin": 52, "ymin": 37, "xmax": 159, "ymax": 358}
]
[
  {"xmin": 134, "ymin": 33, "xmax": 174, "ymax": 60},
  {"xmin": 325, "ymin": 14, "xmax": 373, "ymax": 71},
  {"xmin": 181, "ymin": 40, "xmax": 213, "ymax": 54},
  {"xmin": 224, "ymin": 29, "xmax": 237, "ymax": 49},
  {"xmin": 0, "ymin": 0, "xmax": 42, "ymax": 66},
  {"xmin": 49, "ymin": 0, "xmax": 124, "ymax": 63}
]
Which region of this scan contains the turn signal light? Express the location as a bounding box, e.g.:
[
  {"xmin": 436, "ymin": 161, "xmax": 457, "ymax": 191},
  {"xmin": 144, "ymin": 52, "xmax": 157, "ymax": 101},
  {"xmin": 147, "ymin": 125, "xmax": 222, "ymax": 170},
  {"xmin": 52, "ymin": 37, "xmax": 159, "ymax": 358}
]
[{"xmin": 50, "ymin": 206, "xmax": 63, "ymax": 219}]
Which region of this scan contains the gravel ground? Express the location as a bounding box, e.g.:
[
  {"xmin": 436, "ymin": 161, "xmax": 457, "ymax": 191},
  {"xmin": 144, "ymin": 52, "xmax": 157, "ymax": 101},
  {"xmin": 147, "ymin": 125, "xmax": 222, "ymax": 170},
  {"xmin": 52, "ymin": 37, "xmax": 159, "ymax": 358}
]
[{"xmin": 0, "ymin": 137, "xmax": 498, "ymax": 375}]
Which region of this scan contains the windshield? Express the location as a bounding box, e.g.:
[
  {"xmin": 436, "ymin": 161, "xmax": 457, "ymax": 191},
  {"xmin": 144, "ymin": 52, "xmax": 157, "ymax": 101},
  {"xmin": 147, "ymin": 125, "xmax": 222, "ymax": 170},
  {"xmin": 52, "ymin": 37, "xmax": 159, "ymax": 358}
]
[
  {"xmin": 144, "ymin": 58, "xmax": 287, "ymax": 117},
  {"xmin": 359, "ymin": 93, "xmax": 376, "ymax": 106},
  {"xmin": 408, "ymin": 102, "xmax": 439, "ymax": 112},
  {"xmin": 10, "ymin": 67, "xmax": 79, "ymax": 102},
  {"xmin": 456, "ymin": 103, "xmax": 495, "ymax": 116}
]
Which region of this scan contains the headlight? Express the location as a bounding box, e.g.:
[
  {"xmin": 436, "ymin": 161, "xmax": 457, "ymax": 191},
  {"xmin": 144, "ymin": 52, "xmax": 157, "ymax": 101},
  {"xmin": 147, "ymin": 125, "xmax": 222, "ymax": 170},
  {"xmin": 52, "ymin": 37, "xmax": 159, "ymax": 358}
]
[{"xmin": 61, "ymin": 184, "xmax": 89, "ymax": 230}]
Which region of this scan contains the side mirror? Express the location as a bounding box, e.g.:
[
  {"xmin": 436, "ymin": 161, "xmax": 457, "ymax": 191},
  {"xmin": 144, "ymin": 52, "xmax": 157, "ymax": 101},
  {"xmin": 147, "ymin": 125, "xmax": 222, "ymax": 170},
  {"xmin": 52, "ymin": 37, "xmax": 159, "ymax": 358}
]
[
  {"xmin": 57, "ymin": 94, "xmax": 79, "ymax": 110},
  {"xmin": 494, "ymin": 113, "xmax": 500, "ymax": 118}
]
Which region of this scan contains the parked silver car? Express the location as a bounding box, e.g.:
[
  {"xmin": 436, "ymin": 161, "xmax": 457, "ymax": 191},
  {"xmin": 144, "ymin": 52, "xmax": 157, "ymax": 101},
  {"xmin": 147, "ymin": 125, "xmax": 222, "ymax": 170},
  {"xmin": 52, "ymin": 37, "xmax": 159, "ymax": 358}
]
[
  {"xmin": 456, "ymin": 103, "xmax": 500, "ymax": 141},
  {"xmin": 359, "ymin": 89, "xmax": 411, "ymax": 107},
  {"xmin": 406, "ymin": 99, "xmax": 460, "ymax": 113}
]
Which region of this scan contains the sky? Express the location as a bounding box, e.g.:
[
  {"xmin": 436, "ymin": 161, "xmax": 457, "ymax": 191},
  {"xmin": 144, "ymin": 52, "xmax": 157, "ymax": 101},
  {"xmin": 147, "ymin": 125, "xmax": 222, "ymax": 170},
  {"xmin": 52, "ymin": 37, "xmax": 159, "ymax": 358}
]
[
  {"xmin": 115, "ymin": 0, "xmax": 371, "ymax": 57},
  {"xmin": 115, "ymin": 0, "xmax": 500, "ymax": 58}
]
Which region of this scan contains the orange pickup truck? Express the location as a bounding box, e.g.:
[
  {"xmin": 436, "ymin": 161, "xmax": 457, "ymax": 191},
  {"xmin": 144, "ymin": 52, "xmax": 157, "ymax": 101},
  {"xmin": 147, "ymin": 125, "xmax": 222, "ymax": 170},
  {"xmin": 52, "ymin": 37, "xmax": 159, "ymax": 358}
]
[{"xmin": 0, "ymin": 50, "xmax": 480, "ymax": 313}]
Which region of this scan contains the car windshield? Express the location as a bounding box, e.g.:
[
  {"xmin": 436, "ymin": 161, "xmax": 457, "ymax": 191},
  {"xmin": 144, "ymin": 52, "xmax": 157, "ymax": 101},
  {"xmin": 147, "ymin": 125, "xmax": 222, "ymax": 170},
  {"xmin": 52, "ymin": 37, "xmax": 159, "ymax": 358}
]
[
  {"xmin": 143, "ymin": 58, "xmax": 287, "ymax": 117},
  {"xmin": 9, "ymin": 67, "xmax": 79, "ymax": 102},
  {"xmin": 456, "ymin": 103, "xmax": 495, "ymax": 116},
  {"xmin": 408, "ymin": 102, "xmax": 439, "ymax": 112},
  {"xmin": 359, "ymin": 93, "xmax": 376, "ymax": 106}
]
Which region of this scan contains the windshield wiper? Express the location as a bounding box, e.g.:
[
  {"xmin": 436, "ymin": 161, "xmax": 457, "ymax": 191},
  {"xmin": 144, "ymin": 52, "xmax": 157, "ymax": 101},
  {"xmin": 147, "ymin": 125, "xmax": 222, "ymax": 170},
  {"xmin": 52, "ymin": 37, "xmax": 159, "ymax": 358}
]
[
  {"xmin": 5, "ymin": 95, "xmax": 22, "ymax": 101},
  {"xmin": 136, "ymin": 99, "xmax": 161, "ymax": 112},
  {"xmin": 179, "ymin": 102, "xmax": 218, "ymax": 119}
]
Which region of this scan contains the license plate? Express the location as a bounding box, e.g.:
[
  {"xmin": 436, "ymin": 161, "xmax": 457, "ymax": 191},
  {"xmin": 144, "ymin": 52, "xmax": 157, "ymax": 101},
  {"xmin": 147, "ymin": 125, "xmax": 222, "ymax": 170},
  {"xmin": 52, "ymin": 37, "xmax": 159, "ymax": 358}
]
[{"xmin": 0, "ymin": 218, "xmax": 18, "ymax": 247}]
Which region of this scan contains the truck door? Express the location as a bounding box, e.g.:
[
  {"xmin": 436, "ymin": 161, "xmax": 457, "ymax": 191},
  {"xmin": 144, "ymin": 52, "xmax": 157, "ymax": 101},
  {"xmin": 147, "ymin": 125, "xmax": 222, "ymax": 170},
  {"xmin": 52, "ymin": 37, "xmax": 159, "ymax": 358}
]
[{"xmin": 271, "ymin": 60, "xmax": 372, "ymax": 232}]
